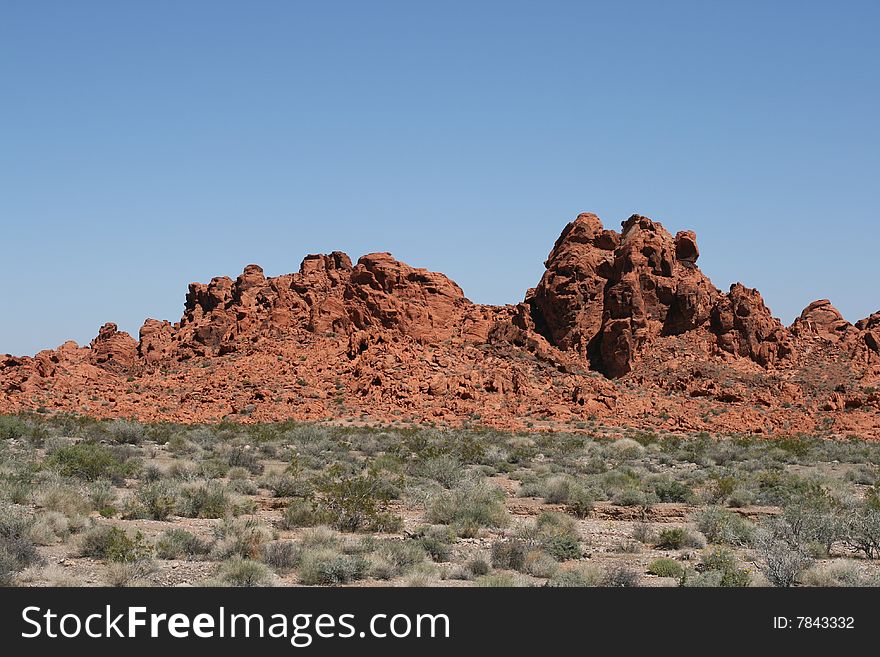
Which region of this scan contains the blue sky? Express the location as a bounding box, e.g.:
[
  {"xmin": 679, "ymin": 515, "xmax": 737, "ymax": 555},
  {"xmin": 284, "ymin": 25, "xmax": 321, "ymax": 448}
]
[{"xmin": 1, "ymin": 1, "xmax": 878, "ymax": 355}]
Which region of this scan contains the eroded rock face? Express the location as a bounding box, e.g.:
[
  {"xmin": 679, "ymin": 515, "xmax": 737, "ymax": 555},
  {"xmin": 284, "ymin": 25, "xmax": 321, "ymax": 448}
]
[
  {"xmin": 89, "ymin": 323, "xmax": 138, "ymax": 371},
  {"xmin": 710, "ymin": 284, "xmax": 791, "ymax": 366},
  {"xmin": 856, "ymin": 312, "xmax": 880, "ymax": 354},
  {"xmin": 529, "ymin": 213, "xmax": 617, "ymax": 355},
  {"xmin": 1, "ymin": 210, "xmax": 877, "ymax": 438},
  {"xmin": 791, "ymin": 300, "xmax": 854, "ymax": 341}
]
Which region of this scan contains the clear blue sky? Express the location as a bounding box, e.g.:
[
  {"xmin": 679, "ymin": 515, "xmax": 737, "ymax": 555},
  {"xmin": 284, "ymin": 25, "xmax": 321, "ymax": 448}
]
[{"xmin": 2, "ymin": 1, "xmax": 878, "ymax": 355}]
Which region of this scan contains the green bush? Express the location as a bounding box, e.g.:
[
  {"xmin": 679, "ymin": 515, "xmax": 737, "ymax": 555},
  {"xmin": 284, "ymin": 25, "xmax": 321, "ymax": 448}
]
[
  {"xmin": 106, "ymin": 419, "xmax": 146, "ymax": 445},
  {"xmin": 179, "ymin": 482, "xmax": 233, "ymax": 518},
  {"xmin": 603, "ymin": 565, "xmax": 640, "ymax": 587},
  {"xmin": 647, "ymin": 558, "xmax": 684, "ymax": 578},
  {"xmin": 47, "ymin": 443, "xmax": 136, "ymax": 482},
  {"xmin": 155, "ymin": 528, "xmax": 210, "ymax": 559},
  {"xmin": 655, "ymin": 527, "xmax": 702, "ymax": 550},
  {"xmin": 298, "ymin": 549, "xmax": 368, "ymax": 585},
  {"xmin": 546, "ymin": 564, "xmax": 602, "ymax": 587},
  {"xmin": 134, "ymin": 481, "xmax": 178, "ymax": 520},
  {"xmin": 0, "ymin": 508, "xmax": 42, "ymax": 585},
  {"xmin": 693, "ymin": 548, "xmax": 752, "ymax": 587},
  {"xmin": 318, "ymin": 471, "xmax": 402, "ymax": 533},
  {"xmin": 695, "ymin": 507, "xmax": 754, "ymax": 546},
  {"xmin": 216, "ymin": 557, "xmax": 274, "ymax": 587},
  {"xmin": 491, "ymin": 539, "xmax": 529, "ymax": 571},
  {"xmin": 280, "ymin": 498, "xmax": 325, "ymax": 529},
  {"xmin": 79, "ymin": 525, "xmax": 151, "ymax": 563},
  {"xmin": 426, "ymin": 479, "xmax": 508, "ymax": 537}
]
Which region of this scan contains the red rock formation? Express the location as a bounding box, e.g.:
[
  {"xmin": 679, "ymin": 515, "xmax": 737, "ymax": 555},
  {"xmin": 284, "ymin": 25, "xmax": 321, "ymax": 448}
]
[
  {"xmin": 89, "ymin": 323, "xmax": 138, "ymax": 371},
  {"xmin": 791, "ymin": 300, "xmax": 855, "ymax": 341},
  {"xmin": 710, "ymin": 284, "xmax": 791, "ymax": 366},
  {"xmin": 1, "ymin": 211, "xmax": 877, "ymax": 438}
]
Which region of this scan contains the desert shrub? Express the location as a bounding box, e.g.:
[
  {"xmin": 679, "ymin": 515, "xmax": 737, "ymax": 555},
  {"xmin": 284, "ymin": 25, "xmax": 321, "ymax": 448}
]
[
  {"xmin": 223, "ymin": 445, "xmax": 264, "ymax": 475},
  {"xmin": 0, "ymin": 508, "xmax": 42, "ymax": 584},
  {"xmin": 697, "ymin": 548, "xmax": 752, "ymax": 587},
  {"xmin": 369, "ymin": 540, "xmax": 426, "ymax": 578},
  {"xmin": 413, "ymin": 525, "xmax": 453, "ymax": 562},
  {"xmin": 261, "ymin": 473, "xmax": 312, "ymax": 498},
  {"xmin": 491, "ymin": 539, "xmax": 529, "ymax": 571},
  {"xmin": 418, "ymin": 455, "xmax": 463, "ymax": 488},
  {"xmin": 655, "ymin": 527, "xmax": 703, "ymax": 550},
  {"xmin": 280, "ymin": 498, "xmax": 325, "ymax": 529},
  {"xmin": 531, "ymin": 512, "xmax": 582, "ymax": 561},
  {"xmin": 473, "ymin": 572, "xmax": 527, "ymax": 587},
  {"xmin": 842, "ymin": 507, "xmax": 880, "ymax": 559},
  {"xmin": 211, "ymin": 518, "xmax": 274, "ymax": 559},
  {"xmin": 179, "ymin": 482, "xmax": 233, "ymax": 518},
  {"xmin": 216, "ymin": 557, "xmax": 274, "ymax": 587},
  {"xmin": 546, "ymin": 564, "xmax": 602, "ymax": 587},
  {"xmin": 298, "ymin": 549, "xmax": 368, "ymax": 585},
  {"xmin": 612, "ymin": 488, "xmax": 650, "ymax": 507},
  {"xmin": 610, "ymin": 438, "xmax": 645, "ymax": 460},
  {"xmin": 39, "ymin": 484, "xmax": 91, "ymax": 518},
  {"xmin": 466, "ymin": 556, "xmax": 490, "ymax": 577},
  {"xmin": 260, "ymin": 540, "xmax": 302, "ymax": 570},
  {"xmin": 132, "ymin": 481, "xmax": 178, "ymax": 520},
  {"xmin": 46, "ymin": 443, "xmax": 136, "ymax": 482},
  {"xmin": 632, "ymin": 522, "xmax": 655, "ymax": 544},
  {"xmin": 754, "ymin": 525, "xmax": 812, "ymax": 587},
  {"xmin": 105, "ymin": 560, "xmax": 155, "ymax": 587},
  {"xmin": 107, "ymin": 419, "xmax": 146, "ymax": 445},
  {"xmin": 0, "ymin": 416, "xmax": 29, "ymax": 441},
  {"xmin": 318, "ymin": 471, "xmax": 402, "ymax": 533},
  {"xmin": 650, "ymin": 476, "xmax": 697, "ymax": 504},
  {"xmin": 543, "ymin": 475, "xmax": 575, "ymax": 503},
  {"xmin": 603, "ymin": 565, "xmax": 640, "ymax": 587},
  {"xmin": 802, "ymin": 561, "xmax": 864, "ymax": 587},
  {"xmin": 647, "ymin": 557, "xmax": 684, "ymax": 578},
  {"xmin": 155, "ymin": 528, "xmax": 211, "ymax": 559},
  {"xmin": 695, "ymin": 506, "xmax": 754, "ymax": 546},
  {"xmin": 88, "ymin": 479, "xmax": 117, "ymax": 514},
  {"xmin": 29, "ymin": 511, "xmax": 70, "ymax": 545},
  {"xmin": 79, "ymin": 525, "xmax": 151, "ymax": 563},
  {"xmin": 426, "ymin": 478, "xmax": 508, "ymax": 537},
  {"xmin": 522, "ymin": 549, "xmax": 559, "ymax": 578}
]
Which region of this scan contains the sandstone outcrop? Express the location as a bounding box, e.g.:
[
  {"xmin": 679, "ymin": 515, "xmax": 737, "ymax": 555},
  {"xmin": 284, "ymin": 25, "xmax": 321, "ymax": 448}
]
[{"xmin": 1, "ymin": 211, "xmax": 877, "ymax": 438}]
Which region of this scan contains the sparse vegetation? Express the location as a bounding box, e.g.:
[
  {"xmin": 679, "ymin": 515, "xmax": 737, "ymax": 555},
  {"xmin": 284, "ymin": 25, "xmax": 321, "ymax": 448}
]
[{"xmin": 2, "ymin": 413, "xmax": 880, "ymax": 587}]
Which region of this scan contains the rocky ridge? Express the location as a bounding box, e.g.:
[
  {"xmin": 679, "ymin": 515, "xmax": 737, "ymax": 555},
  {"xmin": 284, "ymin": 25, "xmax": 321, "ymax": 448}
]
[{"xmin": 2, "ymin": 213, "xmax": 878, "ymax": 437}]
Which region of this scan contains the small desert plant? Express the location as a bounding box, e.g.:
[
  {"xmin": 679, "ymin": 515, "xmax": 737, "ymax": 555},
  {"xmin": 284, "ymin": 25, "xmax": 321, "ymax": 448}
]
[
  {"xmin": 318, "ymin": 470, "xmax": 402, "ymax": 533},
  {"xmin": 132, "ymin": 481, "xmax": 178, "ymax": 520},
  {"xmin": 694, "ymin": 506, "xmax": 754, "ymax": 546},
  {"xmin": 754, "ymin": 526, "xmax": 812, "ymax": 587},
  {"xmin": 280, "ymin": 498, "xmax": 325, "ymax": 529},
  {"xmin": 260, "ymin": 540, "xmax": 302, "ymax": 571},
  {"xmin": 47, "ymin": 443, "xmax": 135, "ymax": 482},
  {"xmin": 107, "ymin": 419, "xmax": 146, "ymax": 445},
  {"xmin": 79, "ymin": 525, "xmax": 151, "ymax": 563},
  {"xmin": 546, "ymin": 563, "xmax": 603, "ymax": 587},
  {"xmin": 0, "ymin": 508, "xmax": 42, "ymax": 585},
  {"xmin": 655, "ymin": 527, "xmax": 703, "ymax": 550},
  {"xmin": 155, "ymin": 528, "xmax": 211, "ymax": 559},
  {"xmin": 491, "ymin": 539, "xmax": 529, "ymax": 571},
  {"xmin": 647, "ymin": 557, "xmax": 685, "ymax": 578},
  {"xmin": 426, "ymin": 478, "xmax": 508, "ymax": 537},
  {"xmin": 216, "ymin": 557, "xmax": 274, "ymax": 587},
  {"xmin": 179, "ymin": 482, "xmax": 233, "ymax": 518},
  {"xmin": 603, "ymin": 565, "xmax": 640, "ymax": 587},
  {"xmin": 105, "ymin": 560, "xmax": 155, "ymax": 587},
  {"xmin": 211, "ymin": 517, "xmax": 274, "ymax": 559},
  {"xmin": 298, "ymin": 548, "xmax": 368, "ymax": 585}
]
